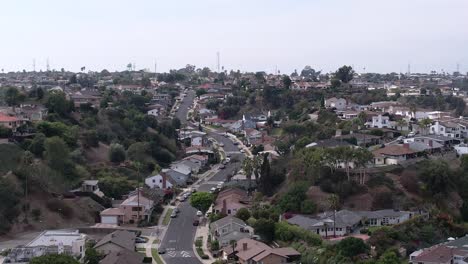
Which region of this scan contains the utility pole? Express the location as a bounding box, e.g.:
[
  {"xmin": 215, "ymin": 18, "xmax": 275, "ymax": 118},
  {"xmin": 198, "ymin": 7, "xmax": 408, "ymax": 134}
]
[
  {"xmin": 217, "ymin": 51, "xmax": 220, "ymax": 72},
  {"xmin": 33, "ymin": 59, "xmax": 36, "ymax": 72},
  {"xmin": 46, "ymin": 58, "xmax": 50, "ymax": 72},
  {"xmin": 136, "ymin": 162, "xmax": 141, "ymax": 223}
]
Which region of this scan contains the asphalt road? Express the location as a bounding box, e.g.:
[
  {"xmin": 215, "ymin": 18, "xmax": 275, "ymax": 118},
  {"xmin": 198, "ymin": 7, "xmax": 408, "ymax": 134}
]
[
  {"xmin": 160, "ymin": 201, "xmax": 199, "ymax": 263},
  {"xmin": 175, "ymin": 90, "xmax": 195, "ymax": 125},
  {"xmin": 160, "ymin": 89, "xmax": 245, "ymax": 264}
]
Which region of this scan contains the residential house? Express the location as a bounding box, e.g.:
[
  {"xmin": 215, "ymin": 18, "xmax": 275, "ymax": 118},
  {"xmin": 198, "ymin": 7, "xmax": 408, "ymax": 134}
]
[
  {"xmin": 0, "ymin": 112, "xmax": 24, "ymax": 132},
  {"xmin": 224, "ymin": 238, "xmax": 300, "ymax": 264},
  {"xmin": 147, "ymin": 104, "xmax": 166, "ymax": 117},
  {"xmin": 214, "ymin": 188, "xmax": 250, "ymax": 216},
  {"xmin": 410, "ymin": 245, "xmax": 468, "ymax": 264},
  {"xmin": 163, "ymin": 168, "xmax": 191, "ymax": 187},
  {"xmin": 100, "ymin": 190, "xmax": 154, "ymax": 225},
  {"xmin": 373, "ymin": 144, "xmax": 421, "ymax": 165},
  {"xmin": 287, "ymin": 209, "xmax": 416, "ymax": 238},
  {"xmin": 145, "ymin": 171, "xmax": 174, "ymax": 190},
  {"xmin": 100, "ymin": 248, "xmax": 146, "ymax": 264},
  {"xmin": 210, "ymin": 216, "xmax": 253, "ymax": 247},
  {"xmin": 334, "ymin": 133, "xmax": 381, "ymax": 147},
  {"xmin": 183, "ymin": 154, "xmax": 209, "ymax": 168},
  {"xmin": 244, "ymin": 128, "xmax": 262, "ymax": 146},
  {"xmin": 430, "ymin": 121, "xmax": 464, "ymax": 138},
  {"xmin": 370, "ymin": 115, "xmax": 393, "ymax": 129},
  {"xmin": 16, "ymin": 104, "xmax": 47, "ymax": 122},
  {"xmin": 69, "ymin": 90, "xmax": 102, "ymax": 108},
  {"xmin": 5, "ymin": 230, "xmax": 87, "ymax": 263},
  {"xmin": 325, "ymin": 97, "xmax": 347, "ymax": 110},
  {"xmin": 94, "ymin": 230, "xmax": 136, "ymax": 255}
]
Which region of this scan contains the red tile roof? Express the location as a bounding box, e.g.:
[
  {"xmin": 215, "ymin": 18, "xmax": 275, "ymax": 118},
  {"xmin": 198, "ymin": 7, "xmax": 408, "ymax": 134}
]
[{"xmin": 0, "ymin": 113, "xmax": 19, "ymax": 122}]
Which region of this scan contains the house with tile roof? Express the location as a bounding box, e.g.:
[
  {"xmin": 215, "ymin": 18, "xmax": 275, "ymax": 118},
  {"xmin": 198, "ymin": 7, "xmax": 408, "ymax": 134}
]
[{"xmin": 223, "ymin": 238, "xmax": 300, "ymax": 264}]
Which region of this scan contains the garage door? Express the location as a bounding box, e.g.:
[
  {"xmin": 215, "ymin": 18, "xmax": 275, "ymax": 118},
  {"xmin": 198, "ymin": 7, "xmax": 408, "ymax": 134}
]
[{"xmin": 101, "ymin": 216, "xmax": 118, "ymax": 225}]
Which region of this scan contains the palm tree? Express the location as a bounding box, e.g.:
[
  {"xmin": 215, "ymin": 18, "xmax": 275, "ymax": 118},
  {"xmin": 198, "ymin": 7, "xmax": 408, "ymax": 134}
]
[
  {"xmin": 328, "ymin": 194, "xmax": 340, "ymax": 237},
  {"xmin": 243, "ymin": 157, "xmax": 254, "ymax": 190},
  {"xmin": 419, "ymin": 118, "xmax": 433, "ymax": 135},
  {"xmin": 396, "ymin": 119, "xmax": 408, "ymax": 131}
]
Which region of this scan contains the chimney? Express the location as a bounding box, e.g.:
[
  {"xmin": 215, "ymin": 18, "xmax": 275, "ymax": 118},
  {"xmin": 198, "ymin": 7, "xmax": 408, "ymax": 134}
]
[
  {"xmin": 222, "ymin": 199, "xmax": 227, "ymax": 214},
  {"xmin": 243, "ymin": 243, "xmax": 248, "ymax": 251}
]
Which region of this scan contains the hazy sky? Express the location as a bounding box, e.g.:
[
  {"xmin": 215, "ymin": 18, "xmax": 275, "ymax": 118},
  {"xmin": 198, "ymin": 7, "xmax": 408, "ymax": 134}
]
[{"xmin": 1, "ymin": 0, "xmax": 467, "ymax": 74}]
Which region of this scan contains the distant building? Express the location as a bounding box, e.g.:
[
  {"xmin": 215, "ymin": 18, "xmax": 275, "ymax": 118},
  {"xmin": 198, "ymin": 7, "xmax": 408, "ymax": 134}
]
[
  {"xmin": 100, "ymin": 190, "xmax": 154, "ymax": 225},
  {"xmin": 325, "ymin": 97, "xmax": 347, "ymax": 110}
]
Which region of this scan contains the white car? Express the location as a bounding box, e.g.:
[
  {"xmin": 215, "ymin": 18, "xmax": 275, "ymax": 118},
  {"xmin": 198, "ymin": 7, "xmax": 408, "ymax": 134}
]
[
  {"xmin": 196, "ymin": 211, "xmax": 203, "ymax": 217},
  {"xmin": 240, "ymin": 149, "xmax": 245, "ymax": 153}
]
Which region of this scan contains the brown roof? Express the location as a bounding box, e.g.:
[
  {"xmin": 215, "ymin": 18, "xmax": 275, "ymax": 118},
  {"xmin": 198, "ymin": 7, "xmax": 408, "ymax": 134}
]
[
  {"xmin": 100, "ymin": 248, "xmax": 144, "ymax": 264},
  {"xmin": 413, "ymin": 245, "xmax": 468, "ymax": 263},
  {"xmin": 94, "ymin": 230, "xmax": 136, "ymax": 251},
  {"xmin": 235, "ymin": 238, "xmax": 270, "ymax": 261},
  {"xmin": 373, "ymin": 145, "xmax": 418, "ymax": 156}
]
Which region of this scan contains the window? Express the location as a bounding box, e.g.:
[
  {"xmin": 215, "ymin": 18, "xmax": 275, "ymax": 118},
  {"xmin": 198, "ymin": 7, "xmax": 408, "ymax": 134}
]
[
  {"xmin": 132, "ymin": 207, "xmax": 142, "ymax": 212},
  {"xmin": 152, "ymin": 179, "xmax": 155, "ymax": 183}
]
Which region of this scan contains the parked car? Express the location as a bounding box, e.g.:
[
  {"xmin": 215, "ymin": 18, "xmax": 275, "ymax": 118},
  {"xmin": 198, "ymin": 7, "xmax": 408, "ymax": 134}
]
[
  {"xmin": 158, "ymin": 248, "xmax": 166, "ymax": 254},
  {"xmin": 193, "ymin": 219, "xmax": 200, "ymax": 226},
  {"xmin": 220, "ymin": 165, "xmax": 226, "ymax": 169},
  {"xmin": 233, "ymin": 141, "xmax": 239, "ymax": 145},
  {"xmin": 170, "ymin": 211, "xmax": 177, "ymax": 218},
  {"xmin": 210, "ymin": 187, "xmax": 217, "ymax": 193},
  {"xmin": 219, "ymin": 143, "xmax": 225, "ymax": 147},
  {"xmin": 173, "ymin": 208, "xmax": 179, "ymax": 214},
  {"xmin": 240, "ymin": 149, "xmax": 245, "ymax": 153},
  {"xmin": 135, "ymin": 237, "xmax": 147, "ymax": 243},
  {"xmin": 197, "ymin": 211, "xmax": 203, "ymax": 217}
]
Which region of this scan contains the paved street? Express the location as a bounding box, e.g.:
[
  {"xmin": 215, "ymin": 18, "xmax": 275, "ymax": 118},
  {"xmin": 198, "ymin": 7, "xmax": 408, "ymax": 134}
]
[
  {"xmin": 175, "ymin": 90, "xmax": 195, "ymax": 125},
  {"xmin": 160, "ymin": 88, "xmax": 245, "ymax": 264}
]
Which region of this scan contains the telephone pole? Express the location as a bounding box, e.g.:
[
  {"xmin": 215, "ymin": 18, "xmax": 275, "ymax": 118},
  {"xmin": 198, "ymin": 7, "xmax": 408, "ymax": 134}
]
[{"xmin": 217, "ymin": 52, "xmax": 220, "ymax": 72}]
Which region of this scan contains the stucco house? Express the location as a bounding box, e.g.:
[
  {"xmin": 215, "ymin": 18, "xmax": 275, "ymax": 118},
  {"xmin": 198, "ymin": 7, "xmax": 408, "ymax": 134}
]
[
  {"xmin": 214, "ymin": 188, "xmax": 250, "ymax": 216},
  {"xmin": 210, "ymin": 216, "xmax": 253, "ymax": 247},
  {"xmin": 224, "ymin": 238, "xmax": 300, "ymax": 264},
  {"xmin": 100, "ymin": 190, "xmax": 154, "ymax": 225}
]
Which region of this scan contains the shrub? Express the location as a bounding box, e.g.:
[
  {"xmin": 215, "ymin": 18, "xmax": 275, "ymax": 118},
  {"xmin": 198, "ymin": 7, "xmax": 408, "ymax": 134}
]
[
  {"xmin": 336, "ymin": 237, "xmax": 369, "ymax": 258},
  {"xmin": 31, "ymin": 208, "xmax": 42, "ymax": 221},
  {"xmin": 46, "ymin": 199, "xmax": 73, "ymax": 219},
  {"xmin": 109, "ymin": 143, "xmax": 126, "ymax": 163}
]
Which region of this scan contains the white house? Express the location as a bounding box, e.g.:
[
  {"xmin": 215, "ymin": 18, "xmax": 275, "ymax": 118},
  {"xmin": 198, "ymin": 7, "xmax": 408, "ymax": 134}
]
[
  {"xmin": 430, "ymin": 121, "xmax": 463, "ymax": 138},
  {"xmin": 455, "ymin": 144, "xmax": 468, "ymax": 156},
  {"xmin": 370, "ymin": 115, "xmax": 393, "ymax": 129},
  {"xmin": 145, "ymin": 172, "xmax": 174, "ymax": 189}
]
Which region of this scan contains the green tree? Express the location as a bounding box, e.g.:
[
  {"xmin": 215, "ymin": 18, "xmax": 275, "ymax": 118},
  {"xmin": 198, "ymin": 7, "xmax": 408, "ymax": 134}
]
[
  {"xmin": 277, "ymin": 182, "xmax": 308, "ymax": 213},
  {"xmin": 30, "ymin": 254, "xmax": 79, "ymax": 264},
  {"xmin": 5, "ymin": 87, "xmax": 23, "ymax": 107},
  {"xmin": 335, "ymin": 65, "xmax": 355, "ymax": 83},
  {"xmin": 0, "ymin": 178, "xmax": 21, "ymax": 234},
  {"xmin": 196, "ymin": 89, "xmax": 207, "ymax": 98},
  {"xmin": 84, "ymin": 247, "xmax": 103, "ymax": 264},
  {"xmin": 45, "ymin": 92, "xmax": 73, "ymax": 116},
  {"xmin": 109, "ymin": 143, "xmax": 126, "ymax": 163},
  {"xmin": 253, "ymin": 218, "xmax": 276, "ymax": 242},
  {"xmin": 190, "ymin": 192, "xmax": 214, "ymax": 213},
  {"xmin": 377, "ymin": 250, "xmax": 401, "ymax": 264},
  {"xmin": 127, "ymin": 142, "xmax": 149, "ymax": 162},
  {"xmin": 336, "ymin": 237, "xmax": 369, "ymax": 258},
  {"xmin": 419, "ymin": 160, "xmax": 452, "ymax": 195},
  {"xmin": 328, "ymin": 194, "xmax": 340, "ymax": 237},
  {"xmin": 259, "ymin": 154, "xmax": 272, "ymax": 195},
  {"xmin": 282, "ymin": 76, "xmax": 292, "ymax": 89},
  {"xmin": 235, "ymin": 208, "xmax": 251, "ymax": 221},
  {"xmin": 44, "ymin": 136, "xmax": 71, "ymax": 172},
  {"xmin": 82, "ymin": 130, "xmax": 99, "ymax": 148}
]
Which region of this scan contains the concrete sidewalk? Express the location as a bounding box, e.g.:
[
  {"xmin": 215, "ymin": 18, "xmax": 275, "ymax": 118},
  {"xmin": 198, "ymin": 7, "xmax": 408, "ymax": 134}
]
[{"xmin": 193, "ymin": 221, "xmax": 214, "ymax": 264}]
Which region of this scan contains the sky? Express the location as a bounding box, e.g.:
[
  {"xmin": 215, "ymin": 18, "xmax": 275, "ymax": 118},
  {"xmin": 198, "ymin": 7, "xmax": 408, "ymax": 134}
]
[{"xmin": 0, "ymin": 0, "xmax": 467, "ymax": 74}]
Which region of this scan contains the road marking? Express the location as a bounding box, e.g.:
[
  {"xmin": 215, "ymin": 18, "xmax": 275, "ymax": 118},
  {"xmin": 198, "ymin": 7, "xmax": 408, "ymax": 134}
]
[
  {"xmin": 169, "ymin": 240, "xmax": 177, "ymax": 243},
  {"xmin": 181, "ymin": 251, "xmax": 191, "ymax": 257},
  {"xmin": 167, "ymin": 251, "xmax": 176, "ymax": 258}
]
